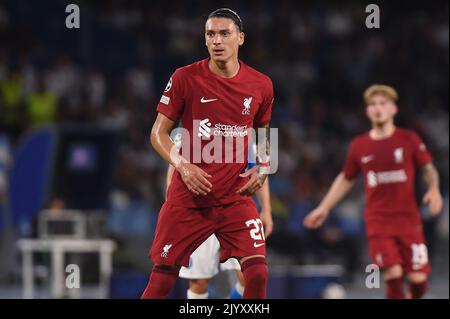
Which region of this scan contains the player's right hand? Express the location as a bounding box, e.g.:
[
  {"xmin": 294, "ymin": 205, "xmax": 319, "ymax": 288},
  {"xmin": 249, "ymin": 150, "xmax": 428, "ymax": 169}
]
[
  {"xmin": 237, "ymin": 165, "xmax": 267, "ymax": 196},
  {"xmin": 176, "ymin": 162, "xmax": 212, "ymax": 196},
  {"xmin": 303, "ymin": 207, "xmax": 329, "ymax": 229}
]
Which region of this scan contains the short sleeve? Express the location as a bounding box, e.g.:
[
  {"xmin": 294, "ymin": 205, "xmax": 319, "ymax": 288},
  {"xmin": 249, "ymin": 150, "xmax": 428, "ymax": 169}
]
[
  {"xmin": 342, "ymin": 139, "xmax": 360, "ymax": 179},
  {"xmin": 410, "ymin": 132, "xmax": 432, "ymax": 168},
  {"xmin": 156, "ymin": 70, "xmax": 185, "ymax": 122},
  {"xmin": 253, "ymin": 79, "xmax": 274, "ymax": 127}
]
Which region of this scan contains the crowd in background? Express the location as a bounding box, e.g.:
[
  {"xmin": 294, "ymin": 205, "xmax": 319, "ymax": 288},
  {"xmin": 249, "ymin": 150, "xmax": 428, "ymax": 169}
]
[{"xmin": 0, "ymin": 0, "xmax": 448, "ymax": 280}]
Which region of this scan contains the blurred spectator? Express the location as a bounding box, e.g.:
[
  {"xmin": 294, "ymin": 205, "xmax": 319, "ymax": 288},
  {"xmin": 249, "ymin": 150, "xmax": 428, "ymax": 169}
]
[
  {"xmin": 0, "ymin": 67, "xmax": 24, "ymax": 137},
  {"xmin": 45, "ymin": 56, "xmax": 80, "ymax": 101},
  {"xmin": 84, "ymin": 67, "xmax": 106, "ymax": 111},
  {"xmin": 26, "ymin": 77, "xmax": 58, "ymax": 127},
  {"xmin": 124, "ymin": 63, "xmax": 154, "ymax": 103}
]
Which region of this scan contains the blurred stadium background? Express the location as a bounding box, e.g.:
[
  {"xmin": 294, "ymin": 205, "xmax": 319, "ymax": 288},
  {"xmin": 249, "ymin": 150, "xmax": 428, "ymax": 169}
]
[{"xmin": 0, "ymin": 0, "xmax": 448, "ymax": 299}]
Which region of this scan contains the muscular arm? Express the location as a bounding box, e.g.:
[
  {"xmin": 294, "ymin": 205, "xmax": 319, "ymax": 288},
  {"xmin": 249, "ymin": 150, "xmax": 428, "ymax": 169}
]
[
  {"xmin": 256, "ymin": 178, "xmax": 273, "ymax": 237},
  {"xmin": 256, "ymin": 178, "xmax": 271, "ymax": 213},
  {"xmin": 421, "ymin": 163, "xmax": 443, "ymax": 215},
  {"xmin": 150, "ymin": 113, "xmax": 186, "ymax": 168},
  {"xmin": 304, "ymin": 173, "xmax": 355, "ymax": 229},
  {"xmin": 422, "ymin": 163, "xmax": 440, "ymax": 190},
  {"xmin": 317, "ymin": 173, "xmax": 355, "ymax": 212},
  {"xmin": 166, "ymin": 164, "xmax": 175, "ymax": 194}
]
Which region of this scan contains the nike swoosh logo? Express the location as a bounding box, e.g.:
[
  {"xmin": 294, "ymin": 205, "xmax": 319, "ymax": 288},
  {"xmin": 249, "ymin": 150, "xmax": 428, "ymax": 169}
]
[
  {"xmin": 361, "ymin": 155, "xmax": 374, "ymax": 164},
  {"xmin": 201, "ymin": 97, "xmax": 218, "ymax": 103},
  {"xmin": 254, "ymin": 242, "xmax": 265, "ymax": 248}
]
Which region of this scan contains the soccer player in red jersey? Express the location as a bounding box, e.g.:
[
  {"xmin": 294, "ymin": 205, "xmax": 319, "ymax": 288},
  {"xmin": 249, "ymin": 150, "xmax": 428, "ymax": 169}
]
[
  {"xmin": 141, "ymin": 8, "xmax": 274, "ymax": 299},
  {"xmin": 304, "ymin": 84, "xmax": 443, "ymax": 299}
]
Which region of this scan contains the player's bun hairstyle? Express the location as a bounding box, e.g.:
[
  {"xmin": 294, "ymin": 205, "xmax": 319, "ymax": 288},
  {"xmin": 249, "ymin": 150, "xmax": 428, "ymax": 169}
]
[
  {"xmin": 364, "ymin": 84, "xmax": 399, "ymax": 103},
  {"xmin": 208, "ymin": 8, "xmax": 243, "ymax": 32}
]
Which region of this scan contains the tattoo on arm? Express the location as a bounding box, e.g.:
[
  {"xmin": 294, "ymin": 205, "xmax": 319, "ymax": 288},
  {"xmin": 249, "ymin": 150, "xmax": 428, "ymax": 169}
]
[
  {"xmin": 422, "ymin": 163, "xmax": 440, "ymax": 189},
  {"xmin": 257, "ymin": 125, "xmax": 270, "ymax": 165}
]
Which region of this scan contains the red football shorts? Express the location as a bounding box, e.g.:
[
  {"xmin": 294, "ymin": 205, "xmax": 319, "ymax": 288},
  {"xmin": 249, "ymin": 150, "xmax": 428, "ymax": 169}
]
[
  {"xmin": 368, "ymin": 230, "xmax": 431, "ymax": 274},
  {"xmin": 149, "ymin": 199, "xmax": 266, "ymax": 267}
]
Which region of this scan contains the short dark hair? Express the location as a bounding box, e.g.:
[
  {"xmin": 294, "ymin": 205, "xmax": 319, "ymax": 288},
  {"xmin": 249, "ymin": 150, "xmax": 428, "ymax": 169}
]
[{"xmin": 207, "ymin": 8, "xmax": 243, "ymax": 32}]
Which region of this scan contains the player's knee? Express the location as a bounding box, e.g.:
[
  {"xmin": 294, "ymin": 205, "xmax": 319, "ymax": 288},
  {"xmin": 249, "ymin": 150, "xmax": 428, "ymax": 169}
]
[
  {"xmin": 189, "ymin": 279, "xmax": 210, "ymax": 294},
  {"xmin": 235, "ymin": 270, "xmax": 245, "ymax": 286},
  {"xmin": 383, "ymin": 264, "xmax": 403, "ymax": 280},
  {"xmin": 141, "ymin": 264, "xmax": 179, "ymax": 299},
  {"xmin": 154, "ymin": 264, "xmax": 181, "ymax": 274},
  {"xmin": 407, "ymin": 272, "xmax": 427, "ymax": 284}
]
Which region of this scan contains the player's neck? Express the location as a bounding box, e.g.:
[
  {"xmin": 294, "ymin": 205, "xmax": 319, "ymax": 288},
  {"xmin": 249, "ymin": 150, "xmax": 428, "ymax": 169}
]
[
  {"xmin": 208, "ymin": 58, "xmax": 240, "ymax": 78},
  {"xmin": 370, "ymin": 122, "xmax": 396, "ymax": 140}
]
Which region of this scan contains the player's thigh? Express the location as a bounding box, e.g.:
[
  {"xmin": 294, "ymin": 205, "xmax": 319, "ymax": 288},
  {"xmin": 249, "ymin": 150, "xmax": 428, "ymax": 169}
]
[
  {"xmin": 220, "ymin": 257, "xmax": 241, "ymax": 272},
  {"xmin": 235, "ymin": 269, "xmax": 245, "ymax": 286},
  {"xmin": 150, "ymin": 202, "xmax": 215, "ymax": 267},
  {"xmin": 215, "ymin": 200, "xmax": 266, "ymax": 262},
  {"xmin": 383, "ymin": 264, "xmax": 403, "ymax": 280},
  {"xmin": 179, "ymin": 235, "xmax": 221, "ymax": 279},
  {"xmin": 189, "ymin": 279, "xmax": 210, "ymax": 294},
  {"xmin": 367, "ymin": 234, "xmax": 403, "ymax": 275}
]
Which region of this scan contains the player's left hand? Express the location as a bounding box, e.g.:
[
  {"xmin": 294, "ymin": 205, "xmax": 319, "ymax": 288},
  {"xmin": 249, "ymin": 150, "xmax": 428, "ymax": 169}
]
[
  {"xmin": 237, "ymin": 165, "xmax": 267, "ymax": 196},
  {"xmin": 260, "ymin": 209, "xmax": 273, "ymax": 238},
  {"xmin": 422, "ymin": 187, "xmax": 443, "ymax": 216}
]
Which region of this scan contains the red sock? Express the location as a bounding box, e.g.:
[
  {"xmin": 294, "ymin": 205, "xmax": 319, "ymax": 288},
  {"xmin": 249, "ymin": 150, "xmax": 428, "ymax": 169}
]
[
  {"xmin": 386, "ymin": 278, "xmax": 404, "ymax": 299},
  {"xmin": 140, "ymin": 266, "xmax": 178, "ymax": 299},
  {"xmin": 408, "ymin": 281, "xmax": 428, "ymax": 299},
  {"xmin": 241, "ymin": 257, "xmax": 268, "ymax": 299}
]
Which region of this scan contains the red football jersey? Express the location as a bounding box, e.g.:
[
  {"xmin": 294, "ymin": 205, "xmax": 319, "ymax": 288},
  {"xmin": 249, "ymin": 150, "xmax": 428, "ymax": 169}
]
[
  {"xmin": 343, "ymin": 128, "xmax": 432, "ymax": 236},
  {"xmin": 156, "ymin": 59, "xmax": 274, "ymax": 208}
]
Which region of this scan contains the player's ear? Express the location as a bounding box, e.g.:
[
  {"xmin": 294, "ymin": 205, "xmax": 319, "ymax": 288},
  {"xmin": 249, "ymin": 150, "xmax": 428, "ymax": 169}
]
[
  {"xmin": 392, "ymin": 103, "xmax": 398, "ymax": 116},
  {"xmin": 239, "ymin": 32, "xmax": 245, "ymax": 46},
  {"xmin": 365, "ymin": 105, "xmax": 370, "ymax": 118}
]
